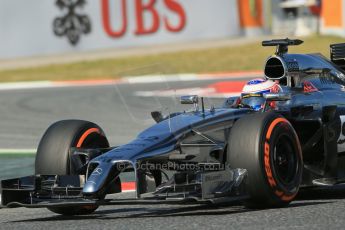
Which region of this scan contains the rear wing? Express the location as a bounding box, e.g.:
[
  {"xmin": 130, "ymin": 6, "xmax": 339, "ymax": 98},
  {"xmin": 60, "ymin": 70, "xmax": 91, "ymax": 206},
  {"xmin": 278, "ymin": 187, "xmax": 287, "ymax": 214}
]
[{"xmin": 330, "ymin": 43, "xmax": 345, "ymax": 71}]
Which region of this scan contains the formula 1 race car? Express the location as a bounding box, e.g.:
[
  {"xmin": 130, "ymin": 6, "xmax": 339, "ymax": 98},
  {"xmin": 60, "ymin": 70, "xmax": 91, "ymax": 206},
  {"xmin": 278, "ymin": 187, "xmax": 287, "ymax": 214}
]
[{"xmin": 2, "ymin": 38, "xmax": 345, "ymax": 215}]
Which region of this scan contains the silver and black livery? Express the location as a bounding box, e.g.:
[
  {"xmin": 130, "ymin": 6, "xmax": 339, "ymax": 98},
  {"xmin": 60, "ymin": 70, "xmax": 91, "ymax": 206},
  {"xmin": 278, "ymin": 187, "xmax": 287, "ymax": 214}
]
[{"xmin": 2, "ymin": 38, "xmax": 345, "ymax": 215}]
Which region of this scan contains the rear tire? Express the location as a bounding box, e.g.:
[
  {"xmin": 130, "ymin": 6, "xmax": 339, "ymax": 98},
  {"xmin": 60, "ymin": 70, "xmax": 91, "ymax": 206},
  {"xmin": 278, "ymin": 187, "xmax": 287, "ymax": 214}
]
[
  {"xmin": 228, "ymin": 112, "xmax": 303, "ymax": 208},
  {"xmin": 35, "ymin": 120, "xmax": 109, "ymax": 215}
]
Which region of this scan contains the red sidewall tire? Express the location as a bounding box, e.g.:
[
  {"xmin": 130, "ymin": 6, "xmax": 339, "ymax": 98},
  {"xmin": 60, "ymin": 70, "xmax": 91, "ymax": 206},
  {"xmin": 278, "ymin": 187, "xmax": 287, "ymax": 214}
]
[
  {"xmin": 35, "ymin": 120, "xmax": 109, "ymax": 175},
  {"xmin": 228, "ymin": 112, "xmax": 303, "ymax": 208},
  {"xmin": 35, "ymin": 120, "xmax": 109, "ymax": 215}
]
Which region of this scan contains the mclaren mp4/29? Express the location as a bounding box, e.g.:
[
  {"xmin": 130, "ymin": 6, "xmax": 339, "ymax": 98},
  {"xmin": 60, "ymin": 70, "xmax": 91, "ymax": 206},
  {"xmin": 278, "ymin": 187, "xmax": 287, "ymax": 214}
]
[{"xmin": 2, "ymin": 38, "xmax": 345, "ymax": 215}]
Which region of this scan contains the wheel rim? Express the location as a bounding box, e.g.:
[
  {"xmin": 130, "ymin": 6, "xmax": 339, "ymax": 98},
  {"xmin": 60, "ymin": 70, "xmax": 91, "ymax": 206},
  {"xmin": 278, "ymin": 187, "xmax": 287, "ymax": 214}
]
[
  {"xmin": 70, "ymin": 128, "xmax": 108, "ymax": 173},
  {"xmin": 272, "ymin": 134, "xmax": 298, "ymax": 186}
]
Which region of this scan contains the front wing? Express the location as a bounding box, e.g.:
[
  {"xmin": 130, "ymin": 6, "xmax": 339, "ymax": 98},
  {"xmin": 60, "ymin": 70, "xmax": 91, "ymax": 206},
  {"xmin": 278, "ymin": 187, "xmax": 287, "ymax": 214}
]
[{"xmin": 0, "ymin": 168, "xmax": 248, "ymax": 209}]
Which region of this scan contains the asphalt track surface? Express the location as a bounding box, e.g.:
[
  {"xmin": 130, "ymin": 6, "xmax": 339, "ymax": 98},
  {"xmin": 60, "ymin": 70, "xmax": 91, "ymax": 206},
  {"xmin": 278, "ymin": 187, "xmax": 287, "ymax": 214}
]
[
  {"xmin": 0, "ymin": 79, "xmax": 234, "ymax": 149},
  {"xmin": 1, "ymin": 78, "xmax": 345, "ymax": 229}
]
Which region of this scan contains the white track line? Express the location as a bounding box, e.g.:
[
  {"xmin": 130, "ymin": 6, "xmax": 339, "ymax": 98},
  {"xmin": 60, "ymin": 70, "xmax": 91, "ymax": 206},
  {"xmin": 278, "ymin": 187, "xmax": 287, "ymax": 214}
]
[
  {"xmin": 0, "ymin": 81, "xmax": 53, "ymax": 91},
  {"xmin": 0, "ymin": 72, "xmax": 261, "ymax": 91},
  {"xmin": 135, "ymin": 88, "xmax": 241, "ymax": 98},
  {"xmin": 0, "ymin": 149, "xmax": 36, "ymax": 154}
]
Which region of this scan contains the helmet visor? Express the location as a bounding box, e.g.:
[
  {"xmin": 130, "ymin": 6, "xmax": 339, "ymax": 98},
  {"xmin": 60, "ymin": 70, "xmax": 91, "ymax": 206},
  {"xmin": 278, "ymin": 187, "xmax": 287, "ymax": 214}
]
[{"xmin": 241, "ymin": 93, "xmax": 266, "ymax": 111}]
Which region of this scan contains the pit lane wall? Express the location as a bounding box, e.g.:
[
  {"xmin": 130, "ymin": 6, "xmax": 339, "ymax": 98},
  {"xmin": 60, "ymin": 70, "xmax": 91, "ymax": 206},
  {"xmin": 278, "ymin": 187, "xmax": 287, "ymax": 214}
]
[
  {"xmin": 2, "ymin": 1, "xmax": 344, "ymax": 60},
  {"xmin": 0, "ymin": 0, "xmax": 245, "ymax": 59},
  {"xmin": 0, "ymin": 0, "xmax": 273, "ymax": 59}
]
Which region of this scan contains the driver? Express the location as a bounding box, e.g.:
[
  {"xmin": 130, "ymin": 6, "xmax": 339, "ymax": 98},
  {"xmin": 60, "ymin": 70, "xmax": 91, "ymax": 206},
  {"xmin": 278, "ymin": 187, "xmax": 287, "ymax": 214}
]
[{"xmin": 240, "ymin": 78, "xmax": 280, "ymax": 111}]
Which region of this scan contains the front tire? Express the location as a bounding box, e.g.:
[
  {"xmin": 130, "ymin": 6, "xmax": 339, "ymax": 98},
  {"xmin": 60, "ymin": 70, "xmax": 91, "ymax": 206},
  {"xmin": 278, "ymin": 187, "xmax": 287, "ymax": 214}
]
[
  {"xmin": 35, "ymin": 120, "xmax": 109, "ymax": 215},
  {"xmin": 228, "ymin": 112, "xmax": 303, "ymax": 208}
]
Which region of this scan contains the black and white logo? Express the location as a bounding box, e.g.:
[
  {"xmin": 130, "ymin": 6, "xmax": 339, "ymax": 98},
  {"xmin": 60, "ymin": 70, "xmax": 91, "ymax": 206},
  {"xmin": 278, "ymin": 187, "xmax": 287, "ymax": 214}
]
[
  {"xmin": 53, "ymin": 0, "xmax": 91, "ymax": 45},
  {"xmin": 338, "ymin": 116, "xmax": 345, "ymax": 152}
]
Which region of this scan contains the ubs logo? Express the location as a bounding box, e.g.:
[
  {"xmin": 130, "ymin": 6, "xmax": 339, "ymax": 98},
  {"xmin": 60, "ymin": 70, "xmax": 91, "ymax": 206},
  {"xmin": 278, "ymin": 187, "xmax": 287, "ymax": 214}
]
[{"xmin": 53, "ymin": 0, "xmax": 91, "ymax": 45}]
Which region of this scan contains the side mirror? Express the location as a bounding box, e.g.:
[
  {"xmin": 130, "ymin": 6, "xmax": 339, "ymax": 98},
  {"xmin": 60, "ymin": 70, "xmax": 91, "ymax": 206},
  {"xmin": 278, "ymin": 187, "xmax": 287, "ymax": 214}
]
[
  {"xmin": 180, "ymin": 95, "xmax": 199, "ymax": 112},
  {"xmin": 264, "ymin": 92, "xmax": 291, "ymax": 101},
  {"xmin": 180, "ymin": 95, "xmax": 198, "ymax": 104}
]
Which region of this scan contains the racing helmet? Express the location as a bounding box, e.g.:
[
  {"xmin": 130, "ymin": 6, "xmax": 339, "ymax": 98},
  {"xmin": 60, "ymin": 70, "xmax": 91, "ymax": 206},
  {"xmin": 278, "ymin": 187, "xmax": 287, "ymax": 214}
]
[{"xmin": 241, "ymin": 78, "xmax": 280, "ymax": 111}]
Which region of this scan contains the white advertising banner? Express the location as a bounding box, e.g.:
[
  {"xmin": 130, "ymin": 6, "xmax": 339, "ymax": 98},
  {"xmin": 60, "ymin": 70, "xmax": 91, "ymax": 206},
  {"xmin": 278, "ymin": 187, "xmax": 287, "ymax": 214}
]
[{"xmin": 0, "ymin": 0, "xmax": 240, "ymax": 59}]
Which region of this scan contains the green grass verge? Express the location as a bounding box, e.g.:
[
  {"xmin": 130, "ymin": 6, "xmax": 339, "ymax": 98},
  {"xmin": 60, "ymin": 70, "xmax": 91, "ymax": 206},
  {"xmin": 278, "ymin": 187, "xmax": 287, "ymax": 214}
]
[{"xmin": 0, "ymin": 35, "xmax": 344, "ymax": 82}]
